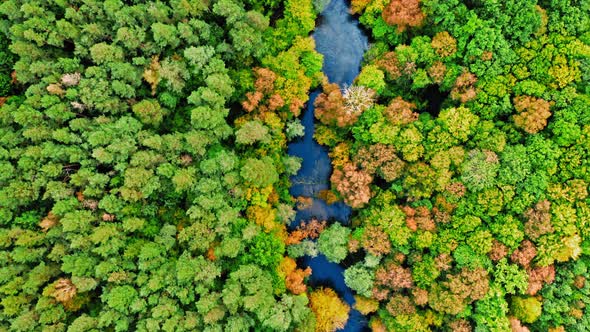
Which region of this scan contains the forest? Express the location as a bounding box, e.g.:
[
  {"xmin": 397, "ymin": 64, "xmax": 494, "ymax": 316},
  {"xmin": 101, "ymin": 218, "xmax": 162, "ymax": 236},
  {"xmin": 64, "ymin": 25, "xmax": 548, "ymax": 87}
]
[{"xmin": 0, "ymin": 0, "xmax": 588, "ymax": 331}]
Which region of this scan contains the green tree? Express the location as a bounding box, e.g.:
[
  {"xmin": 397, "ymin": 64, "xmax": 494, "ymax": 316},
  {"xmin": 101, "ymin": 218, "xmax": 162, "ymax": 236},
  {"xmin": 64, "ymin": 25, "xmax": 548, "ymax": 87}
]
[
  {"xmin": 317, "ymin": 223, "xmax": 350, "ymax": 263},
  {"xmin": 240, "ymin": 157, "xmax": 279, "ymax": 187}
]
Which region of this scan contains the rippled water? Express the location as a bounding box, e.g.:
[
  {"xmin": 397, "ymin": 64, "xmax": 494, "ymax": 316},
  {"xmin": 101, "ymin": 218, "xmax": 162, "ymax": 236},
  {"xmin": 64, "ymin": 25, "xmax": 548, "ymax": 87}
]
[{"xmin": 287, "ymin": 0, "xmax": 369, "ymax": 330}]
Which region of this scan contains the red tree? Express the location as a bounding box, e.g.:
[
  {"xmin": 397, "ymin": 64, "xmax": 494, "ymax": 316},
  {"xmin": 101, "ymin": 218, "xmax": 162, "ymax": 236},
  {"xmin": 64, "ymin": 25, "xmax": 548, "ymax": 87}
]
[{"xmin": 286, "ymin": 219, "xmax": 327, "ymax": 245}]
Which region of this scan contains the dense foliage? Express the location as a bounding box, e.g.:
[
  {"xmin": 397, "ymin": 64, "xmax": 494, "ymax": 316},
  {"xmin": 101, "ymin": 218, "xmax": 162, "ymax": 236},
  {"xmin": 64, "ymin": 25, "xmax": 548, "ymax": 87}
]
[
  {"xmin": 0, "ymin": 0, "xmax": 589, "ymax": 331},
  {"xmin": 312, "ymin": 0, "xmax": 590, "ymax": 330},
  {"xmin": 0, "ymin": 0, "xmax": 323, "ymax": 330}
]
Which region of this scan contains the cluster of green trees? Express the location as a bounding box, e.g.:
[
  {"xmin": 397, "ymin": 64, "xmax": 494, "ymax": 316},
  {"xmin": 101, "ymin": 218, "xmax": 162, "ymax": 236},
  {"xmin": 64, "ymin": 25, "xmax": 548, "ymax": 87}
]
[
  {"xmin": 1, "ymin": 0, "xmax": 589, "ymax": 331},
  {"xmin": 0, "ymin": 0, "xmax": 326, "ymax": 330},
  {"xmin": 310, "ymin": 0, "xmax": 590, "ymax": 330}
]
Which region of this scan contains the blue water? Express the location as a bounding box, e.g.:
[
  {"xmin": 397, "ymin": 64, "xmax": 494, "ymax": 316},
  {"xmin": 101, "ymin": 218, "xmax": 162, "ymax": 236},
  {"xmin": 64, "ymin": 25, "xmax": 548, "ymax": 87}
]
[{"xmin": 287, "ymin": 0, "xmax": 369, "ymax": 330}]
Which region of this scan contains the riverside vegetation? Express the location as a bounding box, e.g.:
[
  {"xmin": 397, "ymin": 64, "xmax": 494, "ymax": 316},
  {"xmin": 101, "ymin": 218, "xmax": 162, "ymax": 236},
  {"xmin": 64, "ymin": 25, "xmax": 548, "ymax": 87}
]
[{"xmin": 0, "ymin": 0, "xmax": 589, "ymax": 331}]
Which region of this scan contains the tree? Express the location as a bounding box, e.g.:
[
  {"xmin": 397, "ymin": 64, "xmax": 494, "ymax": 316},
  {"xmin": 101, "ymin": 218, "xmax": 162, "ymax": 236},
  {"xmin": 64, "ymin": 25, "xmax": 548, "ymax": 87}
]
[
  {"xmin": 353, "ymin": 143, "xmax": 405, "ymax": 182},
  {"xmin": 344, "ymin": 264, "xmax": 375, "ymax": 297},
  {"xmin": 381, "ymin": 0, "xmax": 425, "ymax": 32},
  {"xmin": 431, "ymin": 31, "xmax": 457, "ymax": 58},
  {"xmin": 279, "ymin": 257, "xmax": 311, "ymax": 295},
  {"xmin": 493, "ymin": 259, "xmax": 529, "ymax": 295},
  {"xmin": 513, "ymin": 95, "xmax": 552, "ymax": 134},
  {"xmin": 309, "ymin": 288, "xmax": 350, "ymax": 332},
  {"xmin": 317, "ymin": 223, "xmax": 350, "ymax": 263},
  {"xmin": 235, "ymin": 120, "xmax": 271, "ymax": 145},
  {"xmin": 524, "ymin": 200, "xmax": 554, "ymax": 240},
  {"xmin": 511, "ymin": 296, "xmax": 542, "ymax": 323},
  {"xmin": 450, "ymin": 71, "xmax": 478, "ymax": 103},
  {"xmin": 355, "ymin": 65, "xmax": 386, "ymax": 94},
  {"xmin": 460, "ymin": 149, "xmax": 500, "ymax": 192},
  {"xmin": 240, "ymin": 157, "xmax": 279, "ymax": 187},
  {"xmin": 383, "ymin": 97, "xmax": 418, "ymax": 126},
  {"xmin": 330, "ymin": 162, "xmax": 373, "ymax": 208},
  {"xmin": 314, "ymin": 81, "xmax": 349, "ymax": 127},
  {"xmin": 342, "ymin": 85, "xmax": 376, "ymax": 116},
  {"xmin": 359, "ymin": 225, "xmax": 392, "ymax": 256},
  {"xmin": 132, "ymin": 99, "xmax": 166, "ymax": 126}
]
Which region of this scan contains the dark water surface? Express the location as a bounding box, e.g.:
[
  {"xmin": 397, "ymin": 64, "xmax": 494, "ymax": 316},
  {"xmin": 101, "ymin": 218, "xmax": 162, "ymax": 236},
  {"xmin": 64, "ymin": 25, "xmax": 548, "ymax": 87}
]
[{"xmin": 287, "ymin": 0, "xmax": 369, "ymax": 330}]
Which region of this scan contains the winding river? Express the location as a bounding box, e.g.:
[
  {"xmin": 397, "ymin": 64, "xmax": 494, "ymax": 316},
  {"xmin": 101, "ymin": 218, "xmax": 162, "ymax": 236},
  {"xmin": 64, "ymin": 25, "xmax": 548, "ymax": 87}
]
[{"xmin": 287, "ymin": 0, "xmax": 369, "ymax": 330}]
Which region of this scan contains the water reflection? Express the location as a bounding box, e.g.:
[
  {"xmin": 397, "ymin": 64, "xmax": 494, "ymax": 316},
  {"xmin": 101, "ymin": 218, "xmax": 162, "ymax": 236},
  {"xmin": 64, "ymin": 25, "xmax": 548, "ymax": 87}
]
[{"xmin": 287, "ymin": 0, "xmax": 369, "ymax": 330}]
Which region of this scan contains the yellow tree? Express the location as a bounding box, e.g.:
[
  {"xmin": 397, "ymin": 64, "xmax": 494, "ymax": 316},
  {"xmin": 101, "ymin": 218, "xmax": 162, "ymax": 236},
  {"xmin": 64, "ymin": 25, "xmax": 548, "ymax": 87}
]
[{"xmin": 310, "ymin": 288, "xmax": 350, "ymax": 332}]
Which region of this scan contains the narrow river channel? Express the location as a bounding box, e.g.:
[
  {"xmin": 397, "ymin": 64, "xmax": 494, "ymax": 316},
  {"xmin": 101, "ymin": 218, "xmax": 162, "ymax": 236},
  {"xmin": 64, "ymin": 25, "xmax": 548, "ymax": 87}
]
[{"xmin": 287, "ymin": 0, "xmax": 369, "ymax": 330}]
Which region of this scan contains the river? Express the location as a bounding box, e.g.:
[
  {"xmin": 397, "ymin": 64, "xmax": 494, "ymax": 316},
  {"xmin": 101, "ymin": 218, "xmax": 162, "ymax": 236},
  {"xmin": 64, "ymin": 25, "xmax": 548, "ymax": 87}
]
[{"xmin": 287, "ymin": 0, "xmax": 369, "ymax": 330}]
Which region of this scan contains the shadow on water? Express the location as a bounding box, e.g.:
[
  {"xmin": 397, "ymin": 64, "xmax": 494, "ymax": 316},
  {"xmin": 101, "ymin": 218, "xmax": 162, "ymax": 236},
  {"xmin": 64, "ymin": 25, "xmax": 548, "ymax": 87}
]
[{"xmin": 287, "ymin": 0, "xmax": 370, "ymax": 330}]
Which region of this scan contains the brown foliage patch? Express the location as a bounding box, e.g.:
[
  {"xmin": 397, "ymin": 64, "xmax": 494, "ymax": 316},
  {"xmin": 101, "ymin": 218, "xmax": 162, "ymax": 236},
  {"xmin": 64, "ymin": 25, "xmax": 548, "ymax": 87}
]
[
  {"xmin": 574, "ymin": 275, "xmax": 586, "ymax": 289},
  {"xmin": 143, "ymin": 56, "xmax": 161, "ymax": 96},
  {"xmin": 52, "ymin": 278, "xmax": 77, "ymax": 305},
  {"xmin": 386, "ymin": 294, "xmax": 416, "ymax": 316},
  {"xmin": 524, "ymin": 200, "xmax": 553, "ymax": 240},
  {"xmin": 242, "ymin": 91, "xmax": 263, "ymax": 112},
  {"xmin": 268, "ymin": 94, "xmax": 285, "ymax": 111},
  {"xmin": 254, "ymin": 67, "xmax": 276, "ymax": 93},
  {"xmin": 353, "ymin": 143, "xmax": 405, "ymax": 182},
  {"xmin": 39, "ymin": 212, "xmax": 59, "ymax": 232},
  {"xmin": 279, "ymin": 257, "xmax": 312, "ymax": 295},
  {"xmin": 360, "ymin": 225, "xmax": 391, "ymax": 256},
  {"xmin": 431, "ymin": 31, "xmax": 457, "ymax": 58},
  {"xmin": 402, "ymin": 206, "xmax": 436, "ymax": 231},
  {"xmin": 449, "ymin": 319, "xmax": 472, "ymax": 332},
  {"xmin": 445, "ymin": 268, "xmax": 489, "ymax": 302},
  {"xmin": 330, "ymin": 162, "xmax": 373, "ymax": 208},
  {"xmin": 382, "ymin": 0, "xmax": 425, "ymax": 32},
  {"xmin": 428, "ymin": 61, "xmax": 447, "ymax": 84},
  {"xmin": 384, "ymin": 96, "xmax": 418, "ymax": 125},
  {"xmin": 527, "ymin": 265, "xmax": 555, "ymax": 295},
  {"xmin": 286, "ymin": 219, "xmax": 327, "ymax": 245},
  {"xmin": 434, "ymin": 253, "xmax": 453, "ymax": 271},
  {"xmin": 412, "ymin": 288, "xmax": 429, "ymax": 306},
  {"xmin": 377, "ymin": 52, "xmax": 402, "ymax": 80},
  {"xmin": 511, "ymin": 240, "xmax": 537, "ymax": 267},
  {"xmin": 489, "ymin": 240, "xmax": 509, "ymax": 261},
  {"xmin": 509, "ymin": 317, "xmax": 531, "ymax": 332},
  {"xmin": 375, "ymin": 263, "xmax": 414, "ymax": 292},
  {"xmin": 513, "ymin": 95, "xmax": 552, "ymax": 134},
  {"xmin": 296, "ymin": 196, "xmax": 313, "ymax": 210},
  {"xmin": 451, "ymin": 71, "xmax": 478, "ymax": 103},
  {"xmin": 314, "ymin": 81, "xmax": 368, "ymax": 127}
]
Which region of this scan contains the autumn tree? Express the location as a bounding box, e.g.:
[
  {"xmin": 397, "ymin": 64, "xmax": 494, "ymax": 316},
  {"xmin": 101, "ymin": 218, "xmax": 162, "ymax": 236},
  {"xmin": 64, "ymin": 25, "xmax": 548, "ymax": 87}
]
[
  {"xmin": 513, "ymin": 95, "xmax": 552, "ymax": 134},
  {"xmin": 431, "ymin": 31, "xmax": 457, "ymax": 58},
  {"xmin": 310, "ymin": 288, "xmax": 350, "ymax": 332},
  {"xmin": 353, "ymin": 143, "xmax": 405, "ymax": 182},
  {"xmin": 451, "ymin": 71, "xmax": 478, "ymax": 103},
  {"xmin": 383, "ymin": 97, "xmax": 418, "ymax": 125},
  {"xmin": 382, "ymin": 0, "xmax": 425, "ymax": 32},
  {"xmin": 330, "ymin": 162, "xmax": 373, "ymax": 208}
]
